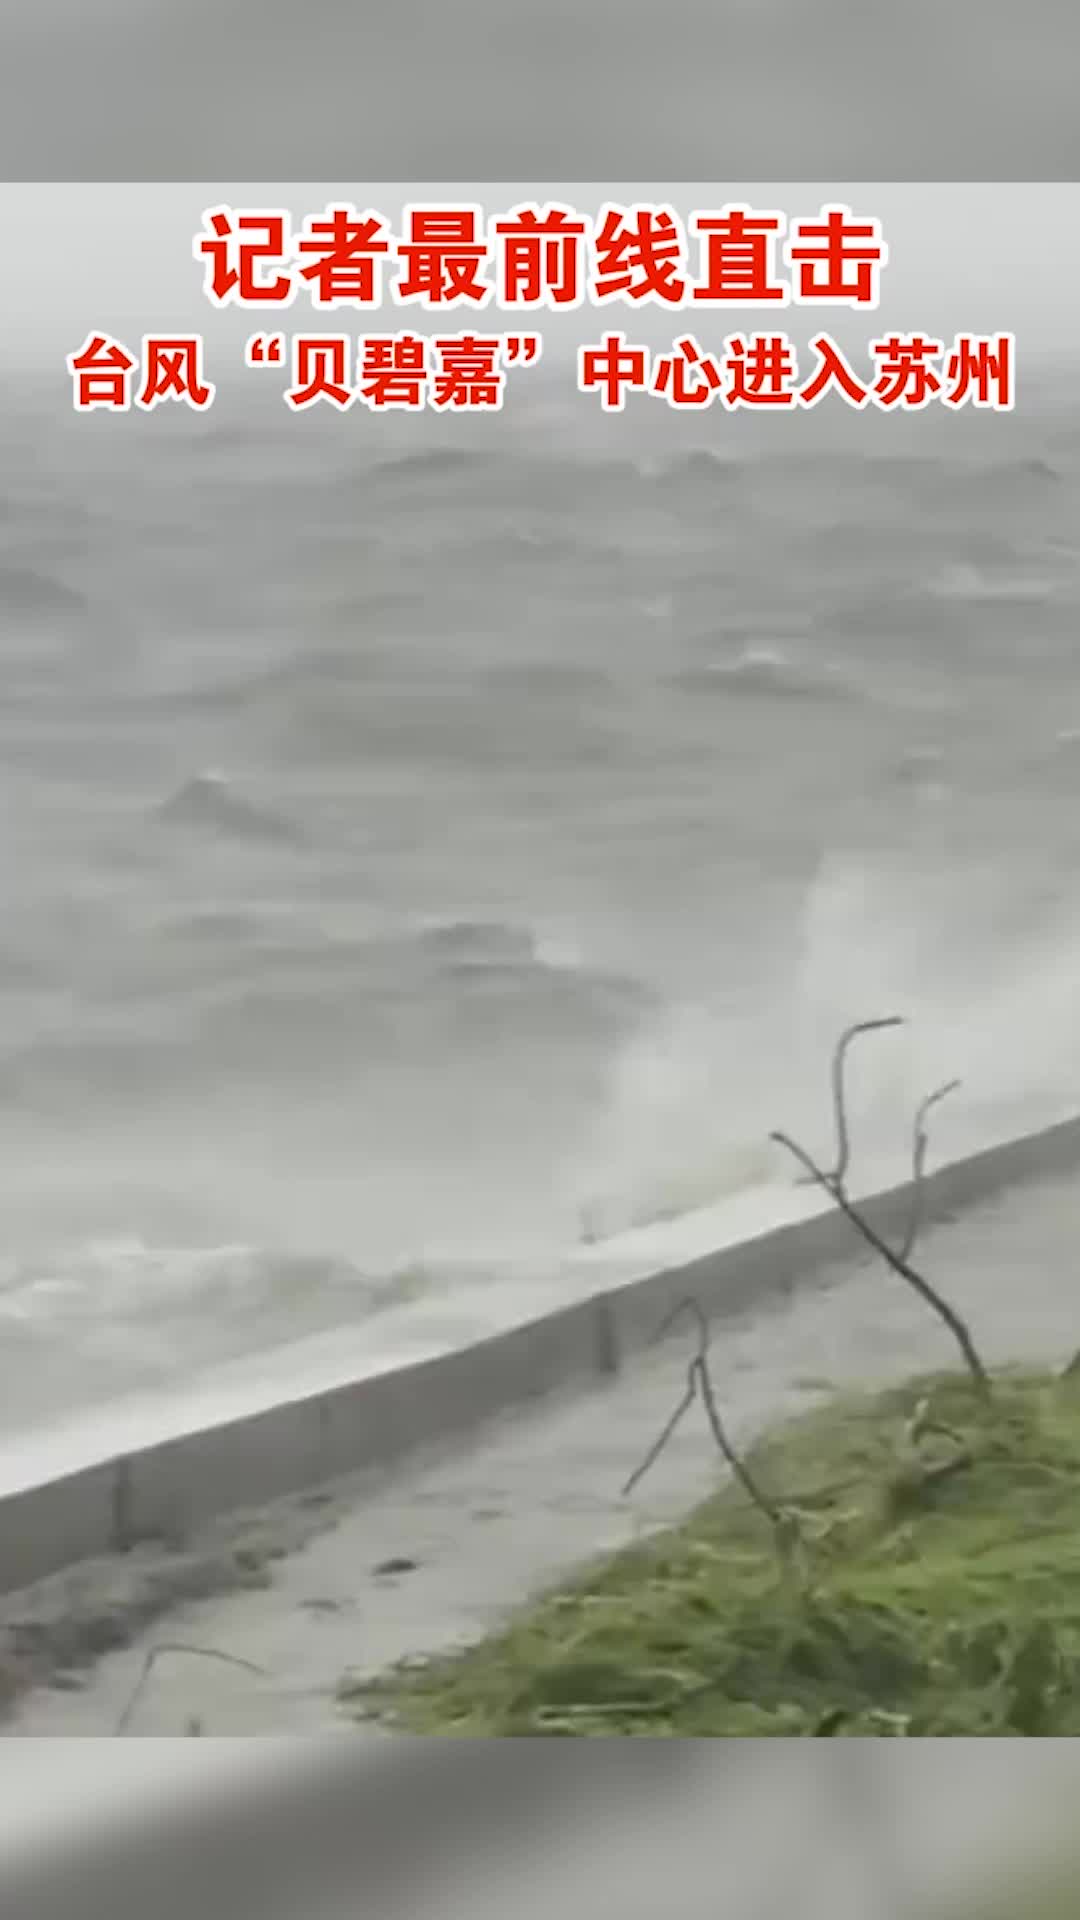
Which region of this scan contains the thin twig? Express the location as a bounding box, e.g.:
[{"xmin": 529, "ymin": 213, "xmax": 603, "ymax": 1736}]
[
  {"xmin": 798, "ymin": 1017, "xmax": 904, "ymax": 1190},
  {"xmin": 771, "ymin": 1130, "xmax": 990, "ymax": 1396},
  {"xmin": 622, "ymin": 1298, "xmax": 712, "ymax": 1496},
  {"xmin": 898, "ymin": 1078, "xmax": 961, "ymax": 1260},
  {"xmin": 622, "ymin": 1373, "xmax": 697, "ymax": 1497},
  {"xmin": 115, "ymin": 1641, "xmax": 267, "ymax": 1735},
  {"xmin": 691, "ymin": 1354, "xmax": 781, "ymax": 1523},
  {"xmin": 651, "ymin": 1295, "xmax": 711, "ymax": 1354},
  {"xmin": 623, "ymin": 1296, "xmax": 784, "ymax": 1528}
]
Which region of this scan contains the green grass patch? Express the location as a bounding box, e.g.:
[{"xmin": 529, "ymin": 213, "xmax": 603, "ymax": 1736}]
[{"xmin": 340, "ymin": 1368, "xmax": 1080, "ymax": 1736}]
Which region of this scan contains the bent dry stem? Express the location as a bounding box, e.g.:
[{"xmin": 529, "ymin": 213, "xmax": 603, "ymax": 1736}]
[
  {"xmin": 770, "ymin": 1129, "xmax": 991, "ymax": 1397},
  {"xmin": 818, "ymin": 1015, "xmax": 906, "ymax": 1190},
  {"xmin": 623, "ymin": 1298, "xmax": 787, "ymax": 1542}
]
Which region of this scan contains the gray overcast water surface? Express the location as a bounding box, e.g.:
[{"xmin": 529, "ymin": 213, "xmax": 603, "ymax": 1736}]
[{"xmin": 0, "ymin": 370, "xmax": 1079, "ymax": 1449}]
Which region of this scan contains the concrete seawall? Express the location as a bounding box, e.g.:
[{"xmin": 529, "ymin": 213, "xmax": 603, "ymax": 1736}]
[{"xmin": 3, "ymin": 1111, "xmax": 1080, "ymax": 1598}]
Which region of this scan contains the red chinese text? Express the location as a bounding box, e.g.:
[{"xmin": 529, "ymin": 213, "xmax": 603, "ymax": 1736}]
[
  {"xmin": 67, "ymin": 333, "xmax": 137, "ymax": 410},
  {"xmin": 942, "ymin": 333, "xmax": 1014, "ymax": 409},
  {"xmin": 285, "ymin": 335, "xmax": 354, "ymax": 409},
  {"xmin": 785, "ymin": 204, "xmax": 887, "ymax": 307},
  {"xmin": 394, "ymin": 206, "xmax": 492, "ymax": 306},
  {"xmin": 578, "ymin": 333, "xmax": 650, "ymax": 409},
  {"xmin": 590, "ymin": 205, "xmax": 686, "ymax": 305},
  {"xmin": 691, "ymin": 207, "xmax": 788, "ymax": 305},
  {"xmin": 491, "ymin": 203, "xmax": 588, "ymax": 308},
  {"xmin": 357, "ymin": 334, "xmax": 430, "ymax": 409},
  {"xmin": 195, "ymin": 207, "xmax": 294, "ymax": 306},
  {"xmin": 652, "ymin": 336, "xmax": 724, "ymax": 407},
  {"xmin": 725, "ymin": 333, "xmax": 799, "ymax": 406},
  {"xmin": 296, "ymin": 204, "xmax": 390, "ymax": 307},
  {"xmin": 67, "ymin": 334, "xmax": 214, "ymax": 412}
]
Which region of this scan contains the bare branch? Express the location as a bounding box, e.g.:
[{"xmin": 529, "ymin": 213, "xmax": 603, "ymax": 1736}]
[
  {"xmin": 621, "ymin": 1297, "xmax": 715, "ymax": 1499},
  {"xmin": 115, "ymin": 1641, "xmax": 267, "ymax": 1735},
  {"xmin": 770, "ymin": 1129, "xmax": 990, "ymax": 1397},
  {"xmin": 623, "ymin": 1295, "xmax": 784, "ymax": 1528},
  {"xmin": 798, "ymin": 1017, "xmax": 904, "ymax": 1191},
  {"xmin": 690, "ymin": 1355, "xmax": 781, "ymax": 1523},
  {"xmin": 622, "ymin": 1372, "xmax": 697, "ymax": 1497},
  {"xmin": 914, "ymin": 1078, "xmax": 963, "ymax": 1137},
  {"xmin": 898, "ymin": 1078, "xmax": 961, "ymax": 1260}
]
